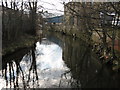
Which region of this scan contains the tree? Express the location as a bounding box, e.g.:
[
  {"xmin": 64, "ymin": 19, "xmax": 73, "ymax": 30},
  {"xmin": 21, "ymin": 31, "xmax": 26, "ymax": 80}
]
[
  {"xmin": 28, "ymin": 0, "xmax": 38, "ymax": 35},
  {"xmin": 63, "ymin": 1, "xmax": 120, "ymax": 61}
]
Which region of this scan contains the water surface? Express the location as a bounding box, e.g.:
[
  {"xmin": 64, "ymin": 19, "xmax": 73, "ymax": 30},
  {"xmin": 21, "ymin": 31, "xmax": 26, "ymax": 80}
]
[{"xmin": 0, "ymin": 32, "xmax": 119, "ymax": 89}]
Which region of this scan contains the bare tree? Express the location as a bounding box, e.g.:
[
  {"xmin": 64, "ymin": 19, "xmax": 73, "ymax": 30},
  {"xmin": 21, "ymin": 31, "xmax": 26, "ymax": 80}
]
[
  {"xmin": 28, "ymin": 0, "xmax": 38, "ymax": 35},
  {"xmin": 63, "ymin": 2, "xmax": 120, "ymax": 62}
]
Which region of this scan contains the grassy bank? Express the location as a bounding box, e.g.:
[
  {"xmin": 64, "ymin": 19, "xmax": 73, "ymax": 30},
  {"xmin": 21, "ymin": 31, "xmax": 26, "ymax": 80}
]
[{"xmin": 2, "ymin": 34, "xmax": 38, "ymax": 56}]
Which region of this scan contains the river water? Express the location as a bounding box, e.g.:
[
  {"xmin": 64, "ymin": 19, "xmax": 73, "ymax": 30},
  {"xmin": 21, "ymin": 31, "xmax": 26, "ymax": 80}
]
[{"xmin": 0, "ymin": 31, "xmax": 119, "ymax": 89}]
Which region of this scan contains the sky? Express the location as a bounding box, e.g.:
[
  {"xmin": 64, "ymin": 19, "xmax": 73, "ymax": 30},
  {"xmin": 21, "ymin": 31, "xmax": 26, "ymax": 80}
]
[
  {"xmin": 38, "ymin": 0, "xmax": 70, "ymax": 16},
  {"xmin": 0, "ymin": 0, "xmax": 71, "ymax": 16}
]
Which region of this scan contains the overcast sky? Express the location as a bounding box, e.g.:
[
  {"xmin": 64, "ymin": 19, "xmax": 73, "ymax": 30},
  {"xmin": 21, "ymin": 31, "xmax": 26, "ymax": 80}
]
[
  {"xmin": 0, "ymin": 0, "xmax": 71, "ymax": 16},
  {"xmin": 38, "ymin": 0, "xmax": 70, "ymax": 16}
]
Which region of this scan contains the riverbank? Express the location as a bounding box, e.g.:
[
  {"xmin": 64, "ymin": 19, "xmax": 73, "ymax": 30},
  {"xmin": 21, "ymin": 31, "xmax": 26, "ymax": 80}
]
[
  {"xmin": 45, "ymin": 24, "xmax": 94, "ymax": 45},
  {"xmin": 2, "ymin": 34, "xmax": 38, "ymax": 56}
]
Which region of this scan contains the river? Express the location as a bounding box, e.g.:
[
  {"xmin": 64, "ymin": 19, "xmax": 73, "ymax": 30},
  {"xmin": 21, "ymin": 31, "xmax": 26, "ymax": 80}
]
[{"xmin": 0, "ymin": 31, "xmax": 119, "ymax": 89}]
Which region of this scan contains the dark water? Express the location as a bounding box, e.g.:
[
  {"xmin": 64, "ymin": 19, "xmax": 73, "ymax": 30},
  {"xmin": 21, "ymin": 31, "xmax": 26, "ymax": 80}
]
[{"xmin": 0, "ymin": 31, "xmax": 119, "ymax": 89}]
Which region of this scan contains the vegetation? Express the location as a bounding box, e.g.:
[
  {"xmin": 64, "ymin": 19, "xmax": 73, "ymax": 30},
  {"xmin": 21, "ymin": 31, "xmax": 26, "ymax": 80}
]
[
  {"xmin": 2, "ymin": 0, "xmax": 42, "ymax": 55},
  {"xmin": 63, "ymin": 2, "xmax": 120, "ymax": 69}
]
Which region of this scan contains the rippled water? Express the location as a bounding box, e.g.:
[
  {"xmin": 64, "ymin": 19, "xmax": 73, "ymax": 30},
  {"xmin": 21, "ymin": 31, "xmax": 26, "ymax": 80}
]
[{"xmin": 0, "ymin": 32, "xmax": 119, "ymax": 89}]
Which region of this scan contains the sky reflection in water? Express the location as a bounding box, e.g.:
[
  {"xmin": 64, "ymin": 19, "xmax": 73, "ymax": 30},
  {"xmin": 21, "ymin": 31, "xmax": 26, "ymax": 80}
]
[
  {"xmin": 1, "ymin": 36, "xmax": 119, "ymax": 89},
  {"xmin": 0, "ymin": 39, "xmax": 71, "ymax": 88}
]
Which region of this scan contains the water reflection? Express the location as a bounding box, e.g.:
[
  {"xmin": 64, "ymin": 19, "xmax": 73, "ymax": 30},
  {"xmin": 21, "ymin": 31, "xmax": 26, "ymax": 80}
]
[
  {"xmin": 1, "ymin": 38, "xmax": 71, "ymax": 89},
  {"xmin": 0, "ymin": 32, "xmax": 120, "ymax": 89},
  {"xmin": 1, "ymin": 44, "xmax": 39, "ymax": 89},
  {"xmin": 49, "ymin": 32, "xmax": 119, "ymax": 88}
]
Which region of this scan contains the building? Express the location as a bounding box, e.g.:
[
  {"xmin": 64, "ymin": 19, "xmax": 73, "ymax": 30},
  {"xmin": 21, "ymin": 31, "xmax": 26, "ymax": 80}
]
[{"xmin": 46, "ymin": 15, "xmax": 64, "ymax": 24}]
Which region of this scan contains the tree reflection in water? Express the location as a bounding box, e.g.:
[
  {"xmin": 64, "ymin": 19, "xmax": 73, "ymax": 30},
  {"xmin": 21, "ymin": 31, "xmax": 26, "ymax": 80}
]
[
  {"xmin": 58, "ymin": 34, "xmax": 119, "ymax": 88},
  {"xmin": 59, "ymin": 36, "xmax": 94, "ymax": 88},
  {"xmin": 2, "ymin": 42, "xmax": 39, "ymax": 89},
  {"xmin": 1, "ymin": 32, "xmax": 119, "ymax": 88},
  {"xmin": 27, "ymin": 43, "xmax": 39, "ymax": 88}
]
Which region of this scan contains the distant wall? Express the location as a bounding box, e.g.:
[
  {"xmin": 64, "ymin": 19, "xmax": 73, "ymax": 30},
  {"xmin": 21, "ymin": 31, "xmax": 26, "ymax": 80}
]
[{"xmin": 46, "ymin": 15, "xmax": 64, "ymax": 24}]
